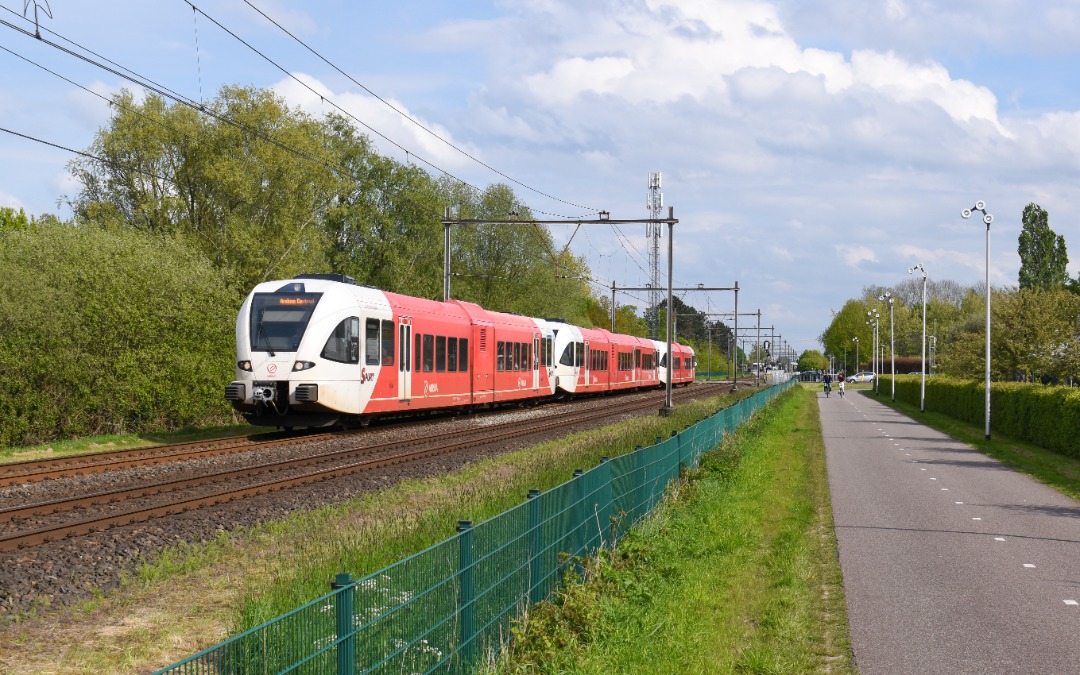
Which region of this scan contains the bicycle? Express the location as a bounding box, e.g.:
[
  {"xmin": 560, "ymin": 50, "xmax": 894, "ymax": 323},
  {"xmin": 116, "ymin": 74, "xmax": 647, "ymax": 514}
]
[
  {"xmin": 823, "ymin": 381, "xmax": 831, "ymax": 398},
  {"xmin": 838, "ymin": 380, "xmax": 845, "ymax": 398}
]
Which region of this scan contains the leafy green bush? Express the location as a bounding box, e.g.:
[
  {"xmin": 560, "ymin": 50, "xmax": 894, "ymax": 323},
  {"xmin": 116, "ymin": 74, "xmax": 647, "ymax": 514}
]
[
  {"xmin": 0, "ymin": 222, "xmax": 240, "ymax": 446},
  {"xmin": 884, "ymin": 375, "xmax": 1080, "ymax": 458}
]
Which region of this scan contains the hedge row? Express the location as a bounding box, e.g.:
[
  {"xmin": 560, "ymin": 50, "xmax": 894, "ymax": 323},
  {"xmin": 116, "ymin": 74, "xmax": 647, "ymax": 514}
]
[
  {"xmin": 0, "ymin": 223, "xmax": 241, "ymax": 447},
  {"xmin": 880, "ymin": 374, "xmax": 1080, "ymax": 458}
]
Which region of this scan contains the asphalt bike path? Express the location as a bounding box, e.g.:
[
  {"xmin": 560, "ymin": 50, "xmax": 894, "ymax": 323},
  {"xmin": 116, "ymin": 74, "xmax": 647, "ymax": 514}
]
[{"xmin": 819, "ymin": 390, "xmax": 1080, "ymax": 674}]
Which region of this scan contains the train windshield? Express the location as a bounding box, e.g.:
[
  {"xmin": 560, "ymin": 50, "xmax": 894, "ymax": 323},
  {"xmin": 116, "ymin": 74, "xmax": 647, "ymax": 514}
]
[{"xmin": 249, "ymin": 293, "xmax": 322, "ymax": 353}]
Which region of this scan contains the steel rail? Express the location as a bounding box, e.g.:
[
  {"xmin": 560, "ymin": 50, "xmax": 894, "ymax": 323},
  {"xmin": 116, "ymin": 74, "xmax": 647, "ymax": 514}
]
[{"xmin": 0, "ymin": 384, "xmax": 726, "ymax": 551}]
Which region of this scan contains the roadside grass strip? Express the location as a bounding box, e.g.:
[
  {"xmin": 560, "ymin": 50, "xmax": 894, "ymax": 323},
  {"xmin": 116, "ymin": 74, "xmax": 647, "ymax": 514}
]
[{"xmin": 497, "ymin": 386, "xmax": 852, "ymax": 674}]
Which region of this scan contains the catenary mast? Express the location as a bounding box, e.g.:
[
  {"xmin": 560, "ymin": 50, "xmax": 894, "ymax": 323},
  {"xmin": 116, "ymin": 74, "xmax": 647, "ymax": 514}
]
[{"xmin": 646, "ymin": 172, "xmax": 663, "ymax": 338}]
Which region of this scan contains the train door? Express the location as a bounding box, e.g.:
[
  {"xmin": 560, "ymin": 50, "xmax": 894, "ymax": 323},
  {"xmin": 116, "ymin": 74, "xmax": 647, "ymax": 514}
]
[
  {"xmin": 584, "ymin": 341, "xmax": 590, "ymax": 386},
  {"xmin": 532, "ymin": 335, "xmax": 540, "ymax": 391},
  {"xmin": 398, "ymin": 318, "xmax": 412, "ymax": 402}
]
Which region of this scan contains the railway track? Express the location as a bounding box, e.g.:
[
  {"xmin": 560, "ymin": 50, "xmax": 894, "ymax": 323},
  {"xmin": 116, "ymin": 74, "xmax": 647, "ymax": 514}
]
[
  {"xmin": 0, "ymin": 401, "xmax": 574, "ymax": 487},
  {"xmin": 0, "ymin": 383, "xmax": 730, "ymax": 551}
]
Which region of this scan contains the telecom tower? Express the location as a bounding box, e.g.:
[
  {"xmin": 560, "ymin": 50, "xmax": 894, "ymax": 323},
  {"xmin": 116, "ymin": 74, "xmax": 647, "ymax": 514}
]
[{"xmin": 646, "ymin": 172, "xmax": 663, "ymax": 339}]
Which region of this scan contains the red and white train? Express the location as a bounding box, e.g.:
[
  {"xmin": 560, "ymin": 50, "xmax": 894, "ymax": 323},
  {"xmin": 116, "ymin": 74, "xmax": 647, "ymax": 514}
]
[{"xmin": 225, "ymin": 274, "xmax": 696, "ymax": 428}]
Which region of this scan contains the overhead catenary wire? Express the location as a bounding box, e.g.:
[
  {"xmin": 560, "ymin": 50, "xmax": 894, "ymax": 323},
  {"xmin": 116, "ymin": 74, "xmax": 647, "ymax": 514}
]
[
  {"xmin": 0, "ymin": 3, "xmax": 584, "ymax": 224},
  {"xmin": 1, "ymin": 4, "xmax": 680, "ymax": 316},
  {"xmin": 179, "ymin": 1, "xmax": 592, "ymax": 221},
  {"xmin": 241, "ymin": 0, "xmax": 598, "ymax": 216}
]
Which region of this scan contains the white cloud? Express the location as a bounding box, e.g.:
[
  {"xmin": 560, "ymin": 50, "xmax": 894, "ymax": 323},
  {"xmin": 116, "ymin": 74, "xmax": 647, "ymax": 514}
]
[
  {"xmin": 770, "ymin": 245, "xmax": 794, "ymax": 261},
  {"xmin": 849, "ymin": 50, "xmax": 1012, "ymax": 138},
  {"xmin": 67, "ymin": 82, "xmax": 147, "ymax": 129},
  {"xmin": 0, "ymin": 191, "xmax": 24, "ymax": 210},
  {"xmin": 505, "ymin": 0, "xmax": 1011, "ymax": 142},
  {"xmin": 836, "ymin": 245, "xmax": 878, "ymax": 268},
  {"xmin": 271, "ymin": 73, "xmax": 477, "ymax": 171}
]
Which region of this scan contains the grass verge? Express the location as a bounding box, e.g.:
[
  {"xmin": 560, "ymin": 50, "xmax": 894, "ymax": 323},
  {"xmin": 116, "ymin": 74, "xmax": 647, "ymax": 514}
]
[
  {"xmin": 497, "ymin": 385, "xmax": 853, "ymax": 674},
  {"xmin": 867, "ymin": 390, "xmax": 1080, "ymax": 501},
  {"xmin": 0, "ymin": 390, "xmax": 755, "ymax": 674},
  {"xmin": 0, "ymin": 425, "xmax": 251, "ymax": 464}
]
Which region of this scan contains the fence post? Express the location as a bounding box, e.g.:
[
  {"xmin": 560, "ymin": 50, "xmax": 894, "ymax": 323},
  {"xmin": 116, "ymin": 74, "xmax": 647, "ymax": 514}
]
[
  {"xmin": 573, "ymin": 469, "xmax": 585, "ymax": 559},
  {"xmin": 527, "ymin": 489, "xmax": 542, "ymax": 605},
  {"xmin": 672, "ymin": 429, "xmax": 682, "ymax": 474},
  {"xmin": 456, "ymin": 520, "xmax": 475, "ymax": 667},
  {"xmin": 331, "ymin": 573, "xmax": 355, "ymax": 675},
  {"xmin": 634, "ymin": 445, "xmax": 644, "ymax": 523},
  {"xmin": 599, "ymin": 457, "xmax": 612, "ymax": 547}
]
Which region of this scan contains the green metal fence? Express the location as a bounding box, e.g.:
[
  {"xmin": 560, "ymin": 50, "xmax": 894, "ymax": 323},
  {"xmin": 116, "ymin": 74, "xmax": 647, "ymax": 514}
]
[{"xmin": 157, "ymin": 379, "xmax": 795, "ymax": 674}]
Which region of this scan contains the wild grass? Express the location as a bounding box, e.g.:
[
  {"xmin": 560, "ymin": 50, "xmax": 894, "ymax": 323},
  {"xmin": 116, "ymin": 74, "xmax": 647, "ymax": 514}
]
[
  {"xmin": 229, "ymin": 393, "xmax": 752, "ymax": 631},
  {"xmin": 0, "ymin": 393, "xmax": 755, "ymax": 674},
  {"xmin": 0, "ymin": 424, "xmax": 250, "ymax": 464},
  {"xmin": 496, "ymin": 385, "xmax": 853, "ymax": 674}
]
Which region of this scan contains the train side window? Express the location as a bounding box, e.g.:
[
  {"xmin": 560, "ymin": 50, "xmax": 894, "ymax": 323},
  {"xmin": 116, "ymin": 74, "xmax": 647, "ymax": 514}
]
[
  {"xmin": 381, "ymin": 320, "xmax": 394, "ymax": 366},
  {"xmin": 575, "ymin": 342, "xmax": 584, "ymax": 368},
  {"xmin": 321, "ymin": 317, "xmax": 359, "ymax": 364},
  {"xmin": 423, "ymin": 334, "xmax": 434, "ymax": 372},
  {"xmin": 436, "ymin": 336, "xmax": 447, "ymax": 372},
  {"xmin": 459, "ymin": 338, "xmax": 468, "ymax": 371},
  {"xmin": 365, "ymin": 318, "xmax": 380, "ymax": 365},
  {"xmin": 513, "ymin": 342, "xmax": 521, "ymax": 371},
  {"xmin": 448, "ymin": 337, "xmax": 458, "ymax": 371},
  {"xmin": 497, "ymin": 342, "xmax": 505, "ymax": 372},
  {"xmin": 415, "ymin": 334, "xmax": 421, "ymax": 372},
  {"xmin": 545, "ymin": 338, "xmax": 552, "ymax": 367}
]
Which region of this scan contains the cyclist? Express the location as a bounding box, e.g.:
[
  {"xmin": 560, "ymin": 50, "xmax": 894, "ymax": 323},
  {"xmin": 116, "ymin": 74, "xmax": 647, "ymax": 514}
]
[
  {"xmin": 823, "ymin": 371, "xmax": 832, "ymax": 398},
  {"xmin": 837, "ymin": 370, "xmax": 846, "ymax": 397}
]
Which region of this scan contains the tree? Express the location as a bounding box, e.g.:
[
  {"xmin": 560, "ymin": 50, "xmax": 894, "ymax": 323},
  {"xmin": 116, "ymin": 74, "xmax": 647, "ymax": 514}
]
[
  {"xmin": 0, "ymin": 206, "xmax": 31, "ymax": 233},
  {"xmin": 798, "ymin": 349, "xmax": 828, "ymax": 372},
  {"xmin": 69, "ymin": 87, "xmax": 343, "ymax": 290},
  {"xmin": 819, "ymin": 299, "xmax": 873, "ymax": 371},
  {"xmin": 1018, "ymin": 203, "xmax": 1069, "ymax": 290}
]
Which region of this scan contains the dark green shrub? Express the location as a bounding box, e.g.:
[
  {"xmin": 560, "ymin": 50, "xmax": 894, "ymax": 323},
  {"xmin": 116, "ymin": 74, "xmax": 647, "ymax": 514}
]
[
  {"xmin": 883, "ymin": 374, "xmax": 1080, "ymax": 458},
  {"xmin": 0, "ymin": 222, "xmax": 240, "ymax": 446}
]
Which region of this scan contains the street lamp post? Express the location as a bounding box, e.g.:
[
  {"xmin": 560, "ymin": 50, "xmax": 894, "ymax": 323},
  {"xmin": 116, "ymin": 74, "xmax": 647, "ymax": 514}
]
[
  {"xmin": 853, "ymin": 337, "xmax": 859, "ymax": 378},
  {"xmin": 867, "ymin": 309, "xmax": 880, "ymax": 394},
  {"xmin": 909, "ymin": 264, "xmax": 928, "ymax": 412},
  {"xmin": 962, "ymin": 201, "xmax": 993, "ymax": 440},
  {"xmin": 878, "ymin": 292, "xmax": 895, "ymax": 400}
]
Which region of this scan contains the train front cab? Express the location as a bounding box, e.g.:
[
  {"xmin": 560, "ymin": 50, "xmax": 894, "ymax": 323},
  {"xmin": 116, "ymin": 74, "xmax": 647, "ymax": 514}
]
[{"xmin": 226, "ymin": 277, "xmax": 390, "ymax": 427}]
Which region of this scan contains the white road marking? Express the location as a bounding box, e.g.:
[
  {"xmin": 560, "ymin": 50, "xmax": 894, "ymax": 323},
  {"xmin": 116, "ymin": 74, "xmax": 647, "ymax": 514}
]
[
  {"xmin": 995, "ymin": 537, "xmax": 1006, "ymax": 541},
  {"xmin": 973, "ymin": 517, "xmax": 982, "ymax": 521},
  {"xmin": 930, "ymin": 477, "xmax": 937, "ymax": 480},
  {"xmin": 1065, "ymin": 600, "xmax": 1078, "ymax": 606},
  {"xmin": 955, "ymin": 502, "xmax": 964, "ymax": 504},
  {"xmin": 1024, "ymin": 564, "xmax": 1036, "ymax": 568},
  {"xmin": 942, "ymin": 488, "xmax": 949, "ymax": 491}
]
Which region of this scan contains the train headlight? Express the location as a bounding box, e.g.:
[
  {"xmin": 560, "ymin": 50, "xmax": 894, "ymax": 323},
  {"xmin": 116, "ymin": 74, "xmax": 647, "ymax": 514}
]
[
  {"xmin": 238, "ymin": 360, "xmax": 253, "ymax": 372},
  {"xmin": 293, "ymin": 361, "xmax": 316, "ymax": 372}
]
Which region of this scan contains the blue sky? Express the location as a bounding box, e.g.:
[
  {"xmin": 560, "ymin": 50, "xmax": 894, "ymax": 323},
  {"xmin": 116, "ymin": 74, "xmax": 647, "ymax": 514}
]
[{"xmin": 3, "ymin": 0, "xmax": 1080, "ymax": 356}]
